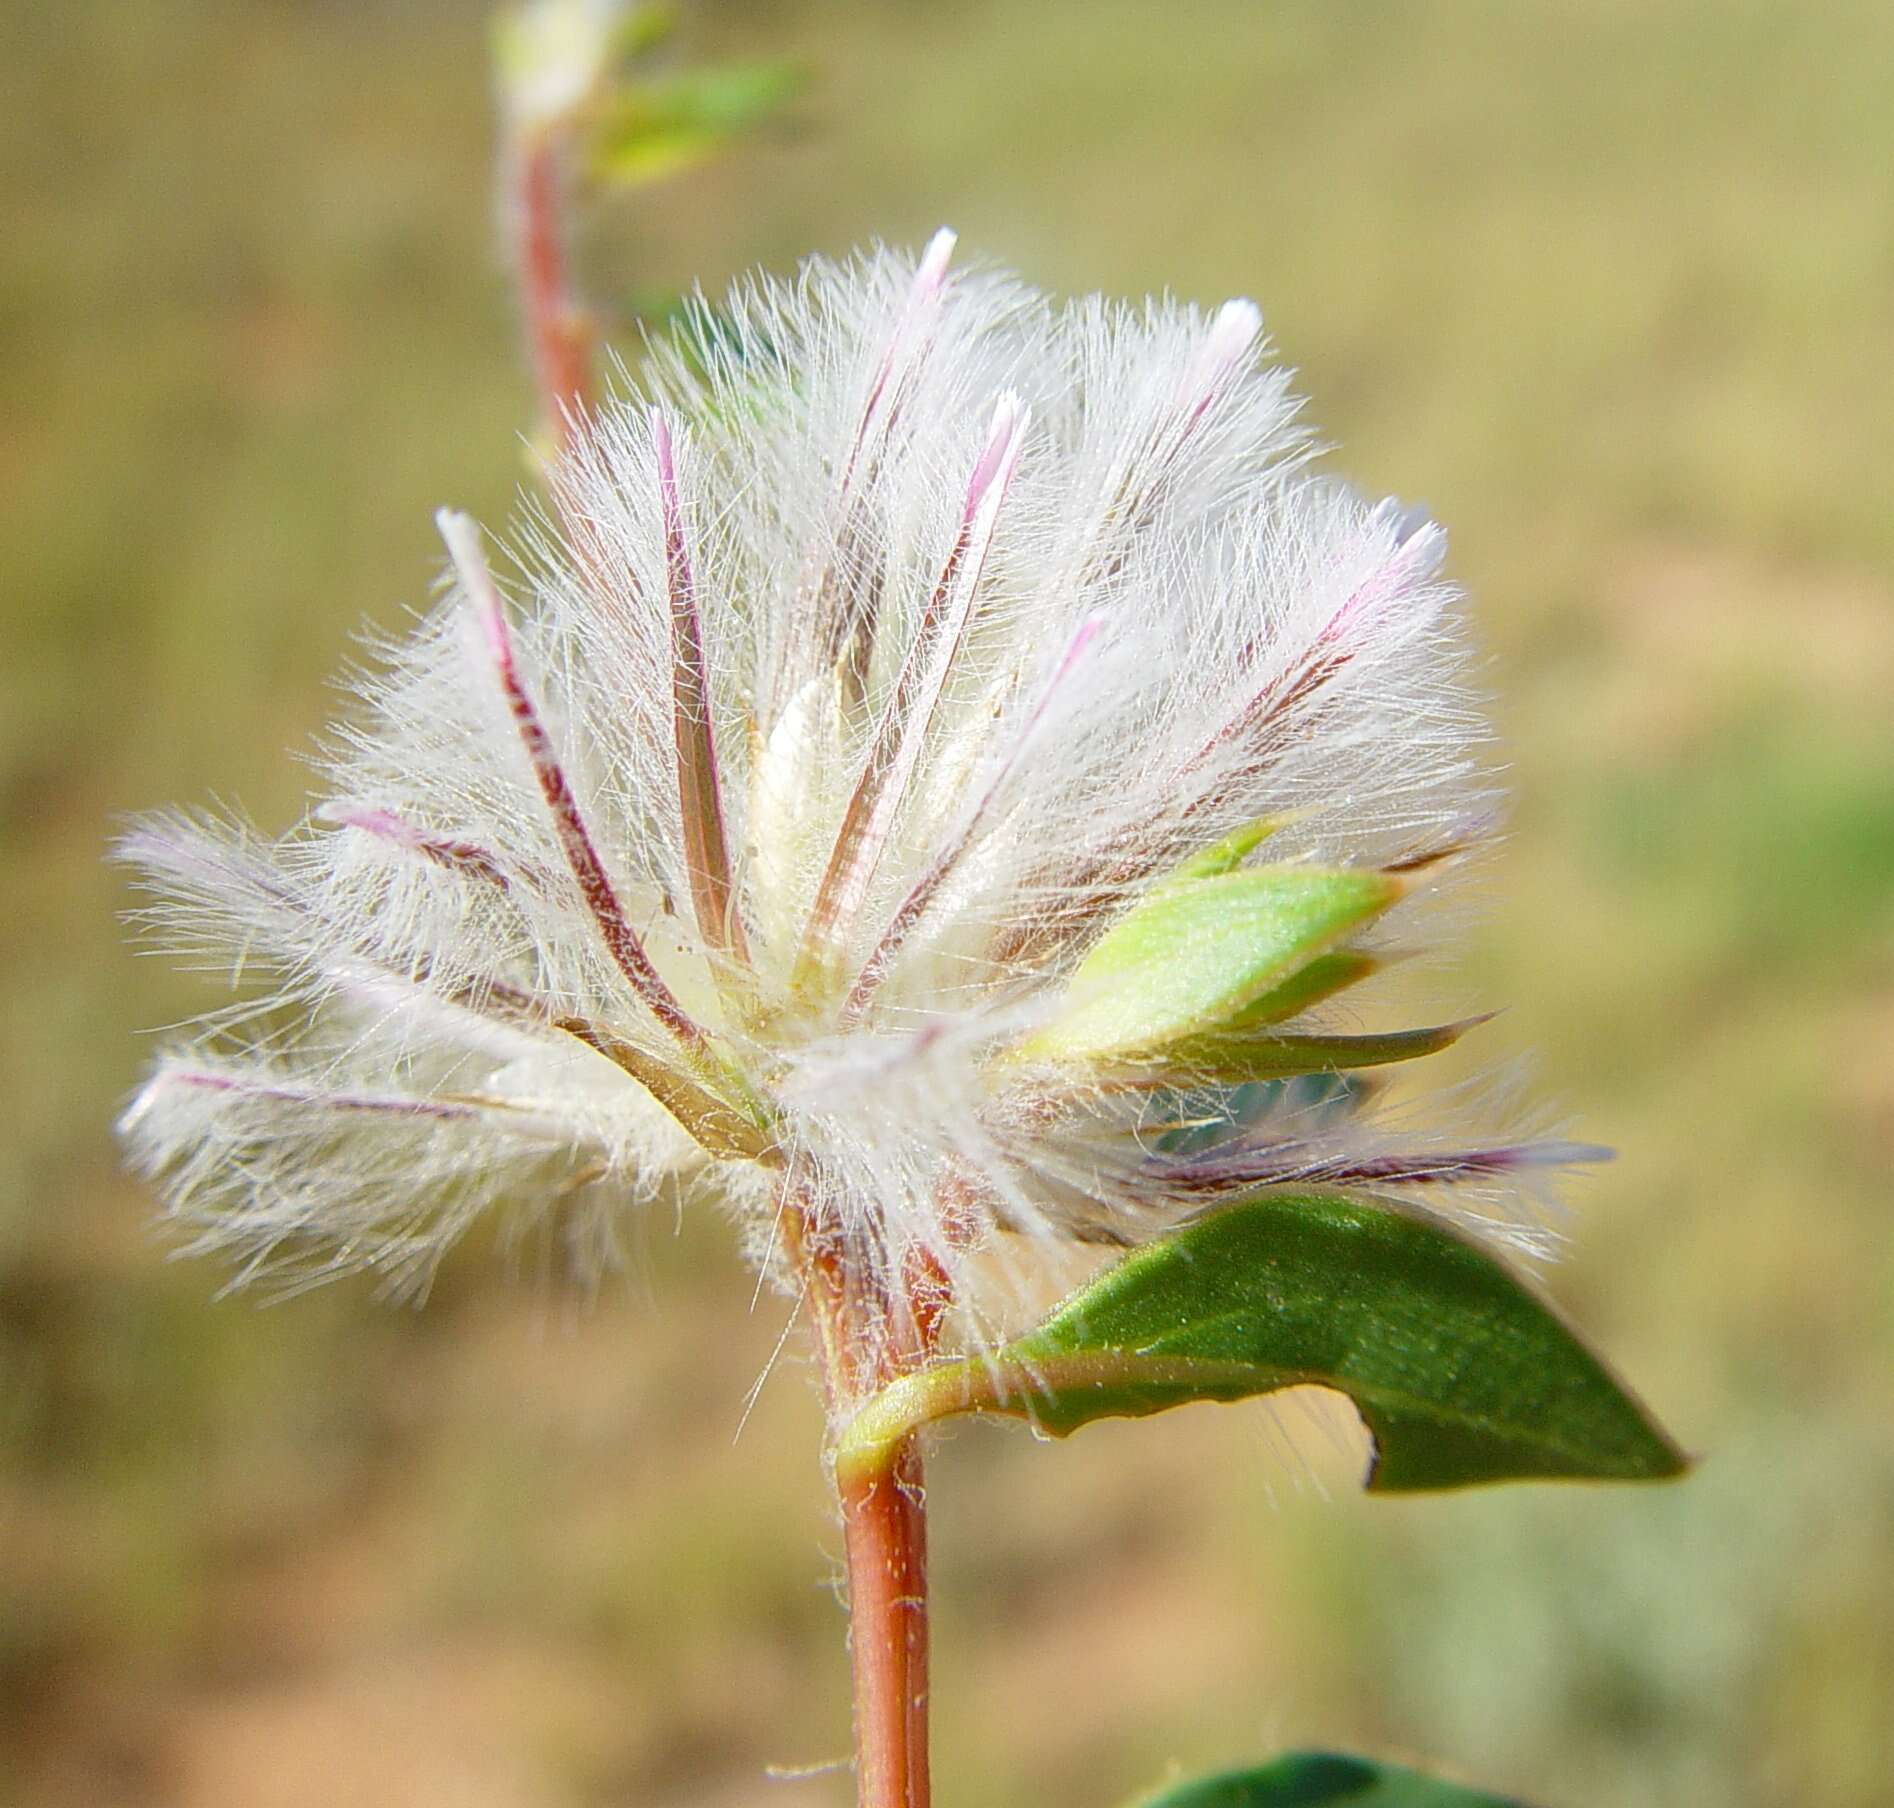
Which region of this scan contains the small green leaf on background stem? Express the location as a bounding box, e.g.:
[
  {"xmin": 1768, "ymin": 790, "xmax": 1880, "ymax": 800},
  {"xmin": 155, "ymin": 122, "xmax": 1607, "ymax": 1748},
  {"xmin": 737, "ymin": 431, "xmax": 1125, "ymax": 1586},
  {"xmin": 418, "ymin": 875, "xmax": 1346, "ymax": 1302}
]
[
  {"xmin": 586, "ymin": 61, "xmax": 803, "ymax": 186},
  {"xmin": 836, "ymin": 1189, "xmax": 1686, "ymax": 1492},
  {"xmin": 606, "ymin": 1, "xmax": 680, "ymax": 60},
  {"xmin": 1135, "ymin": 1749, "xmax": 1531, "ymax": 1806}
]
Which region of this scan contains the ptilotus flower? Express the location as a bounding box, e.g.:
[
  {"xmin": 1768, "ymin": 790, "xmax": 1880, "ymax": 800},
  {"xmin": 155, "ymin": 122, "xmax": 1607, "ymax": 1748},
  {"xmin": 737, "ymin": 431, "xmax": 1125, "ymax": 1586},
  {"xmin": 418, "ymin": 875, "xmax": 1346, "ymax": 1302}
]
[{"xmin": 119, "ymin": 231, "xmax": 1594, "ymax": 1395}]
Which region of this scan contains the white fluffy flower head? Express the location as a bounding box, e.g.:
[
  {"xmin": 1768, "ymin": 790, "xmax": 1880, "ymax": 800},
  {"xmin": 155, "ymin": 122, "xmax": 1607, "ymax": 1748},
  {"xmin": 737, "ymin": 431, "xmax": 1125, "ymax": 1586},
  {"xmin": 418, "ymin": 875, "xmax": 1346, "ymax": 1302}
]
[{"xmin": 121, "ymin": 233, "xmax": 1587, "ymax": 1394}]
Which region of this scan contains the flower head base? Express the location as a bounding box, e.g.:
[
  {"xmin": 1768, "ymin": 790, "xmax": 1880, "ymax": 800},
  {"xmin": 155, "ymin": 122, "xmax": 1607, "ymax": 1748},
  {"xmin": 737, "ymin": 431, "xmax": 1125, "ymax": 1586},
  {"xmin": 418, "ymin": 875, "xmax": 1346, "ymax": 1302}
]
[{"xmin": 120, "ymin": 234, "xmax": 1589, "ymax": 1398}]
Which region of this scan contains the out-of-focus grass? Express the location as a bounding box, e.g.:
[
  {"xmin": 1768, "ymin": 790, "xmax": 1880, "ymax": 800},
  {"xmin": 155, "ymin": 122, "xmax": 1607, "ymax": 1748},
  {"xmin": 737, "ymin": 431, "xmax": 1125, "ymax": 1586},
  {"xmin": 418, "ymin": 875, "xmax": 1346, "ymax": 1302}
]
[{"xmin": 2, "ymin": 2, "xmax": 1890, "ymax": 1804}]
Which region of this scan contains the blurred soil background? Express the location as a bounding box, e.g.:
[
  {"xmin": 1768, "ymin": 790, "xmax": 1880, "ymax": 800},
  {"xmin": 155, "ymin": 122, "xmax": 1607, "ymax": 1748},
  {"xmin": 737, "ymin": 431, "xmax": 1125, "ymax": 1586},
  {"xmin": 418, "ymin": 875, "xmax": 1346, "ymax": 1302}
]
[{"xmin": 3, "ymin": 1, "xmax": 1891, "ymax": 1804}]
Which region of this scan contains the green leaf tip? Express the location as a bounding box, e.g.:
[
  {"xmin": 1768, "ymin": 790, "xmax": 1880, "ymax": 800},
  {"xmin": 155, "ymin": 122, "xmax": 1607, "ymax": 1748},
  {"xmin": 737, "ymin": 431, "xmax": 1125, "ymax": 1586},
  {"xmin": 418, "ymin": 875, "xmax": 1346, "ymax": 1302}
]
[
  {"xmin": 1134, "ymin": 1749, "xmax": 1533, "ymax": 1807},
  {"xmin": 1166, "ymin": 814, "xmax": 1295, "ymax": 883},
  {"xmin": 837, "ymin": 1190, "xmax": 1687, "ymax": 1495},
  {"xmin": 1104, "ymin": 1015, "xmax": 1489, "ymax": 1087},
  {"xmin": 1015, "ymin": 862, "xmax": 1404, "ymax": 1067}
]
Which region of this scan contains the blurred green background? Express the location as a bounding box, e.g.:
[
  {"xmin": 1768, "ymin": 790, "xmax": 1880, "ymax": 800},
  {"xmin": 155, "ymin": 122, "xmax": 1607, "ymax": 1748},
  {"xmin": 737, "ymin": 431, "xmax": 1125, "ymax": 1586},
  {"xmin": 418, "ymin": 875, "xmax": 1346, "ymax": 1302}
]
[{"xmin": 3, "ymin": 1, "xmax": 1891, "ymax": 1803}]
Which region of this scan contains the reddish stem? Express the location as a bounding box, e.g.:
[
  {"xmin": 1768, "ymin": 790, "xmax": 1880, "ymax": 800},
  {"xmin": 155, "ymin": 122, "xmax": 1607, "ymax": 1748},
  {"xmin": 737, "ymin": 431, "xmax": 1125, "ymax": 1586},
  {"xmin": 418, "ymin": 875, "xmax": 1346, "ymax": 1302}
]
[
  {"xmin": 511, "ymin": 126, "xmax": 592, "ymax": 452},
  {"xmin": 787, "ymin": 1202, "xmax": 937, "ymax": 1808},
  {"xmin": 839, "ymin": 1437, "xmax": 931, "ymax": 1808}
]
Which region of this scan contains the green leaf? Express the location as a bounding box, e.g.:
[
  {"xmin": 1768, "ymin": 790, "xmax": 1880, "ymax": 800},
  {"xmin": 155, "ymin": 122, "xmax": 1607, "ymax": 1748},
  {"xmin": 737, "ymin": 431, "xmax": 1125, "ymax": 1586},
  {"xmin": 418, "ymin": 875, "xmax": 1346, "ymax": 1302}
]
[
  {"xmin": 1016, "ymin": 865, "xmax": 1403, "ymax": 1066},
  {"xmin": 1136, "ymin": 1750, "xmax": 1531, "ymax": 1807},
  {"xmin": 836, "ymin": 1190, "xmax": 1687, "ymax": 1493},
  {"xmin": 585, "ymin": 61, "xmax": 803, "ymax": 186},
  {"xmin": 1105, "ymin": 1016, "xmax": 1484, "ymax": 1086}
]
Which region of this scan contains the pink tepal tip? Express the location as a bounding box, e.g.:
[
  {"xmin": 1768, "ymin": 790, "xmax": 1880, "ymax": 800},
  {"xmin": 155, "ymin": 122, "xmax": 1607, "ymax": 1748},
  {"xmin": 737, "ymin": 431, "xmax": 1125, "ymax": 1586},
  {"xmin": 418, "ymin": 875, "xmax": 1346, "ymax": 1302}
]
[
  {"xmin": 963, "ymin": 391, "xmax": 1029, "ymax": 525},
  {"xmin": 436, "ymin": 508, "xmax": 509, "ymax": 663},
  {"xmin": 648, "ymin": 405, "xmax": 676, "ymax": 481},
  {"xmin": 1207, "ymin": 297, "xmax": 1263, "ymax": 363},
  {"xmin": 914, "ymin": 227, "xmax": 957, "ymax": 299},
  {"xmin": 1180, "ymin": 298, "xmax": 1263, "ymax": 421}
]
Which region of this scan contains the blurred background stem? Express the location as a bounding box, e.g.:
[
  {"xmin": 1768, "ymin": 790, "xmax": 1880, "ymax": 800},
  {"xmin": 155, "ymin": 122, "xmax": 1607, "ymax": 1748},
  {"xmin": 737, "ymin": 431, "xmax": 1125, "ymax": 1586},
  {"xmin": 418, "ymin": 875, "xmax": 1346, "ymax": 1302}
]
[{"xmin": 508, "ymin": 121, "xmax": 593, "ymax": 456}]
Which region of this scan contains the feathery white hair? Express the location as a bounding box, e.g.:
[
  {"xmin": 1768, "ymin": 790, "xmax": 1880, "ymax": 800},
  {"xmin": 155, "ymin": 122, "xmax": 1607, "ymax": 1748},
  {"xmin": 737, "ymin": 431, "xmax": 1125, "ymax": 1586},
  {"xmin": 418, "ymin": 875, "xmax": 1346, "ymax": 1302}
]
[{"xmin": 119, "ymin": 233, "xmax": 1592, "ymax": 1383}]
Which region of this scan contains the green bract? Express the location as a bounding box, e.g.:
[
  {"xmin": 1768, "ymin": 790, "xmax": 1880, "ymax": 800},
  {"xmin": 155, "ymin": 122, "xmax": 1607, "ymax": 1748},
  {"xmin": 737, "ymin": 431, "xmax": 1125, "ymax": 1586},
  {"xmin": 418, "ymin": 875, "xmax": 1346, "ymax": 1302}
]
[
  {"xmin": 1222, "ymin": 947, "xmax": 1384, "ymax": 1028},
  {"xmin": 1109, "ymin": 1017, "xmax": 1482, "ymax": 1086},
  {"xmin": 837, "ymin": 1189, "xmax": 1687, "ymax": 1493},
  {"xmin": 1015, "ymin": 862, "xmax": 1404, "ymax": 1067}
]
